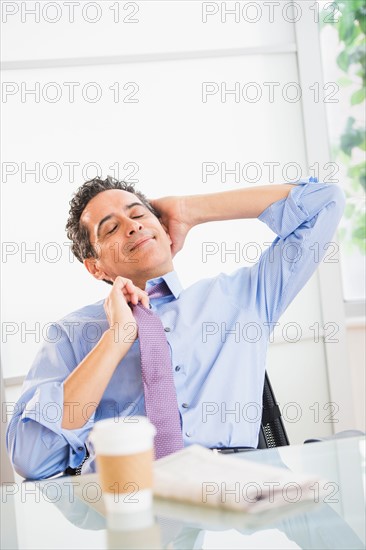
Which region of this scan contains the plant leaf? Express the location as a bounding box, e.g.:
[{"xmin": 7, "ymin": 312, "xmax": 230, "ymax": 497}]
[
  {"xmin": 351, "ymin": 87, "xmax": 366, "ymax": 104},
  {"xmin": 352, "ymin": 226, "xmax": 366, "ymax": 240},
  {"xmin": 338, "ymin": 76, "xmax": 353, "ymax": 86},
  {"xmin": 356, "ymin": 7, "xmax": 366, "ymax": 34},
  {"xmin": 337, "ymin": 50, "xmax": 351, "ymax": 72},
  {"xmin": 339, "ymin": 10, "xmax": 360, "ymax": 44}
]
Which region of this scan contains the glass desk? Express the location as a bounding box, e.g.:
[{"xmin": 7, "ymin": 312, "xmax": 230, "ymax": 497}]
[{"xmin": 1, "ymin": 436, "xmax": 365, "ymax": 549}]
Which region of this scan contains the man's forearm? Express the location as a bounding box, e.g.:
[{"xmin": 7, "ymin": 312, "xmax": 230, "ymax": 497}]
[
  {"xmin": 62, "ymin": 329, "xmax": 132, "ymax": 430},
  {"xmin": 185, "ymin": 184, "xmax": 297, "ymax": 226}
]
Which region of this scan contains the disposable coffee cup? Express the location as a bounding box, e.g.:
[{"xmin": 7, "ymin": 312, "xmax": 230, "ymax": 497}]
[{"xmin": 89, "ymin": 416, "xmax": 156, "ymax": 514}]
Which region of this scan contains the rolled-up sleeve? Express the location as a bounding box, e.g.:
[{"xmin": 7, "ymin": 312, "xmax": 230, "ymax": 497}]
[
  {"xmin": 254, "ymin": 177, "xmax": 346, "ymax": 327},
  {"xmin": 6, "ymin": 324, "xmax": 95, "ymax": 480}
]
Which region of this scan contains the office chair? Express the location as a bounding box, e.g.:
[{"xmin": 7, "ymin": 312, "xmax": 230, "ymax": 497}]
[{"xmin": 257, "ymin": 372, "xmax": 290, "ymax": 449}]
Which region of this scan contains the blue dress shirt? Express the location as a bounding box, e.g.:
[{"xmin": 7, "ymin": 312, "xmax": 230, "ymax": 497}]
[{"xmin": 6, "ymin": 179, "xmax": 346, "ymax": 479}]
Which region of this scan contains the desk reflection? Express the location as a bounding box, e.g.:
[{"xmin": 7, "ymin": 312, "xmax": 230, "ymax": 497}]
[{"xmin": 38, "ymin": 470, "xmax": 364, "ymax": 550}]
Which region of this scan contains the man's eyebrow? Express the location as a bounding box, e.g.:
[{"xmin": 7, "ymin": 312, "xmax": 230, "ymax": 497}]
[
  {"xmin": 96, "ymin": 202, "xmax": 146, "ymax": 237},
  {"xmin": 125, "ymin": 201, "xmax": 145, "ymax": 211}
]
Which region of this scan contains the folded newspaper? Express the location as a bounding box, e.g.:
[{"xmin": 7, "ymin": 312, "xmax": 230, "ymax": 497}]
[{"xmin": 153, "ymin": 445, "xmax": 323, "ymax": 513}]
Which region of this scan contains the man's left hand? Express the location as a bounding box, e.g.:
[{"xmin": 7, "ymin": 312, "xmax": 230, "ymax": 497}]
[{"xmin": 149, "ymin": 196, "xmax": 192, "ymax": 257}]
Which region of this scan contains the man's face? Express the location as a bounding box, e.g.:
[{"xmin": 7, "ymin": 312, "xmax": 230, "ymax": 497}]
[{"xmin": 81, "ymin": 189, "xmax": 173, "ymax": 287}]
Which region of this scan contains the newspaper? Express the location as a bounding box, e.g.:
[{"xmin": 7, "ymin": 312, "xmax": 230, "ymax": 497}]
[{"xmin": 153, "ymin": 445, "xmax": 323, "ymax": 513}]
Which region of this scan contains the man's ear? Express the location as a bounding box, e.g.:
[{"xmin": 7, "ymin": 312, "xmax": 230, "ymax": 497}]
[{"xmin": 84, "ymin": 257, "xmax": 111, "ymax": 282}]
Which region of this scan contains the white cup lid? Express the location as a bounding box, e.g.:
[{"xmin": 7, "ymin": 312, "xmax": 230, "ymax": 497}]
[{"xmin": 89, "ymin": 416, "xmax": 156, "ymax": 455}]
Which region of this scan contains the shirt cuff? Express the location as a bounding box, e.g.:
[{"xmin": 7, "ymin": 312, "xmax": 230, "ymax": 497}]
[
  {"xmin": 258, "ymin": 176, "xmax": 319, "ymax": 239},
  {"xmin": 21, "ymin": 382, "xmax": 96, "ymax": 468}
]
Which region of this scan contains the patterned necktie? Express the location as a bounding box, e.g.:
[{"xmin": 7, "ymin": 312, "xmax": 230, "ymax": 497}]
[{"xmin": 132, "ymin": 281, "xmax": 184, "ymax": 459}]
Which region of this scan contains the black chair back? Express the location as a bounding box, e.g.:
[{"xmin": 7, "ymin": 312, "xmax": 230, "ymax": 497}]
[{"xmin": 258, "ymin": 372, "xmax": 290, "ymax": 449}]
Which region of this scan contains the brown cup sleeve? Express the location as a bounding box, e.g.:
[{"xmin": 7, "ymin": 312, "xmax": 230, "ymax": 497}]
[{"xmin": 96, "ymin": 449, "xmax": 153, "ymax": 494}]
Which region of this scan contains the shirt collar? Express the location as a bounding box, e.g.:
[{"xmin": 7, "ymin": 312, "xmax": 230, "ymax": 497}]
[{"xmin": 145, "ymin": 270, "xmax": 183, "ymax": 299}]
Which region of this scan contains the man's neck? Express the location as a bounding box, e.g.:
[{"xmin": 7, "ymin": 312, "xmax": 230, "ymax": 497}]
[{"xmin": 134, "ymin": 265, "xmax": 174, "ymax": 290}]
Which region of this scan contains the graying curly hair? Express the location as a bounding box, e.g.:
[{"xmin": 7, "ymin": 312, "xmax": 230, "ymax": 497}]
[{"xmin": 65, "ymin": 176, "xmax": 159, "ymax": 268}]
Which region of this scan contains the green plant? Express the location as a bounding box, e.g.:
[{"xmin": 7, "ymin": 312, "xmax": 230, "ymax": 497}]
[{"xmin": 320, "ymin": 0, "xmax": 366, "ymax": 254}]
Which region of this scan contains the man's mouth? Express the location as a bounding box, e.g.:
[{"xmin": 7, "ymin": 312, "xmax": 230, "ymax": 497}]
[{"xmin": 130, "ymin": 236, "xmax": 154, "ymax": 251}]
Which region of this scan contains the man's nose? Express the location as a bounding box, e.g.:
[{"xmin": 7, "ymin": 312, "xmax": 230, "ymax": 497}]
[{"xmin": 126, "ymin": 218, "xmax": 143, "ymax": 235}]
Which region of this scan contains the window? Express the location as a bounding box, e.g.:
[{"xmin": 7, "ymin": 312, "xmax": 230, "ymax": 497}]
[{"xmin": 318, "ymin": 0, "xmax": 366, "ymax": 302}]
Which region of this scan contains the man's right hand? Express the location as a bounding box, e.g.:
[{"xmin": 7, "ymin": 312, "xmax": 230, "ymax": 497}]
[
  {"xmin": 104, "ymin": 276, "xmax": 149, "ymax": 344},
  {"xmin": 63, "ymin": 276, "xmax": 149, "ymax": 429}
]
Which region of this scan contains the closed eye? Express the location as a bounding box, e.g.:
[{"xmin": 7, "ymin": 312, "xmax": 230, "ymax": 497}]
[
  {"xmin": 132, "ymin": 215, "xmax": 144, "ymax": 219},
  {"xmin": 107, "ymin": 225, "xmax": 118, "ymax": 234}
]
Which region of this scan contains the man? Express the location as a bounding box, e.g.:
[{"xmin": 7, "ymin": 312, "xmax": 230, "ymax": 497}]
[{"xmin": 7, "ymin": 176, "xmax": 345, "ymax": 479}]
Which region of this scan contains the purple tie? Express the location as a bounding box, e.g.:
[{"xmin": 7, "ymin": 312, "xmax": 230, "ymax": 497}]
[{"xmin": 132, "ymin": 281, "xmax": 184, "ymax": 459}]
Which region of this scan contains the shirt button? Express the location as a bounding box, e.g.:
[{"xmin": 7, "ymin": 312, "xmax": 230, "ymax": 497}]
[
  {"xmin": 185, "ymin": 432, "xmax": 192, "ymax": 438},
  {"xmin": 175, "ymin": 365, "xmax": 181, "ymax": 372},
  {"xmin": 182, "ymin": 403, "xmax": 189, "ymax": 408},
  {"xmin": 164, "ymin": 327, "xmax": 171, "ymax": 332},
  {"xmin": 78, "ymin": 446, "xmax": 84, "ymax": 451}
]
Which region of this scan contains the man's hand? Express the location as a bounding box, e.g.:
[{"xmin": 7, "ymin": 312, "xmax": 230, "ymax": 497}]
[
  {"xmin": 63, "ymin": 276, "xmax": 148, "ymax": 429},
  {"xmin": 104, "ymin": 276, "xmax": 149, "ymax": 343},
  {"xmin": 149, "ymin": 196, "xmax": 192, "ymax": 257}
]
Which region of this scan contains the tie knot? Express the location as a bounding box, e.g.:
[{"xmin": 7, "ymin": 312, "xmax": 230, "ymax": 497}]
[{"xmin": 147, "ymin": 280, "xmax": 171, "ymax": 300}]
